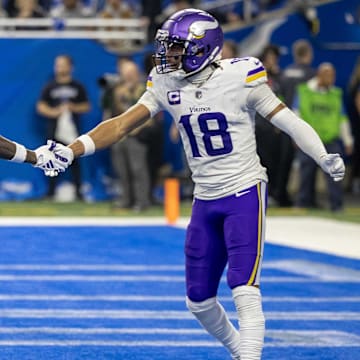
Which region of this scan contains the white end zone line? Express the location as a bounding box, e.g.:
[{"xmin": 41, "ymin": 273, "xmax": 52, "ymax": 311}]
[
  {"xmin": 0, "ymin": 216, "xmax": 358, "ymax": 259},
  {"xmin": 0, "ymin": 217, "xmax": 168, "ymax": 227},
  {"xmin": 264, "ymin": 217, "xmax": 360, "ymax": 260}
]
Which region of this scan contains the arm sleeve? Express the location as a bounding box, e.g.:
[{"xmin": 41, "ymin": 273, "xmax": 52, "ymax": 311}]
[
  {"xmin": 271, "ymin": 107, "xmax": 328, "ymax": 165},
  {"xmin": 246, "ymin": 83, "xmax": 282, "ymax": 116},
  {"xmin": 247, "ymin": 83, "xmax": 328, "ymax": 165}
]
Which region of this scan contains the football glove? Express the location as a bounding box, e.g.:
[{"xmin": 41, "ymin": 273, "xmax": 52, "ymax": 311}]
[
  {"xmin": 51, "ymin": 142, "xmax": 74, "ymax": 173},
  {"xmin": 34, "ymin": 140, "xmax": 59, "ymax": 176},
  {"xmin": 319, "ymin": 153, "xmax": 345, "ymax": 182}
]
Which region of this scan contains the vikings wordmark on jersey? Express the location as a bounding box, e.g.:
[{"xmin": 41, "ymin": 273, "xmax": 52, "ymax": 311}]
[{"xmin": 139, "ymin": 57, "xmax": 269, "ymax": 199}]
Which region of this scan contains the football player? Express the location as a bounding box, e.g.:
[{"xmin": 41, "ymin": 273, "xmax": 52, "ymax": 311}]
[
  {"xmin": 0, "ymin": 135, "xmax": 66, "ymax": 174},
  {"xmin": 50, "ymin": 9, "xmax": 345, "ymax": 360}
]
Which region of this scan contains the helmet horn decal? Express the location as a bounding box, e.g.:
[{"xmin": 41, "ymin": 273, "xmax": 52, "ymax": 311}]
[{"xmin": 189, "ymin": 19, "xmax": 219, "ymax": 39}]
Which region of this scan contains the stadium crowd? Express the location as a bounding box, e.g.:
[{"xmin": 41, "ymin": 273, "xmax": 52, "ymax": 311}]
[{"xmin": 0, "ymin": 0, "xmax": 290, "ymax": 29}]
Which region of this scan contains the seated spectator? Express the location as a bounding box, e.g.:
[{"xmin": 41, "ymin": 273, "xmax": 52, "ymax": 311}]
[
  {"xmin": 13, "ymin": 0, "xmax": 45, "ymax": 19},
  {"xmin": 98, "ymin": 0, "xmax": 133, "ymax": 19},
  {"xmin": 158, "ymin": 0, "xmax": 194, "ymax": 24},
  {"xmin": 97, "ymin": 0, "xmax": 136, "ymax": 51},
  {"xmin": 11, "ymin": 0, "xmax": 46, "ymax": 30},
  {"xmin": 0, "ymin": 3, "xmax": 8, "ymax": 17},
  {"xmin": 50, "ymin": 0, "xmax": 94, "ymax": 18},
  {"xmin": 141, "ymin": 0, "xmax": 162, "ymax": 43}
]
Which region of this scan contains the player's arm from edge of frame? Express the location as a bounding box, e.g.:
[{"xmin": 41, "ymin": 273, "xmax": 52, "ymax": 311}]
[
  {"xmin": 0, "ymin": 135, "xmax": 37, "ymax": 164},
  {"xmin": 247, "ymin": 83, "xmax": 345, "ymax": 181},
  {"xmin": 69, "ymin": 103, "xmax": 151, "ymax": 157},
  {"xmin": 0, "ymin": 135, "xmax": 62, "ymax": 176}
]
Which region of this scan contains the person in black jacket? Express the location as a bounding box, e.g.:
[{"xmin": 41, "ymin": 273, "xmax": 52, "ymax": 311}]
[
  {"xmin": 275, "ymin": 39, "xmax": 317, "ymax": 206},
  {"xmin": 37, "ymin": 54, "xmax": 90, "ymax": 200}
]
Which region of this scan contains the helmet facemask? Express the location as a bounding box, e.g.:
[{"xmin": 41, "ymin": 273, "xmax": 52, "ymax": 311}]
[
  {"xmin": 153, "ymin": 31, "xmax": 187, "ymax": 74},
  {"xmin": 153, "ymin": 9, "xmax": 223, "ymax": 77}
]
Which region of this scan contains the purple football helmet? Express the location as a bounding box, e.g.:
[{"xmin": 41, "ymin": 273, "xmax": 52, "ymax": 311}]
[{"xmin": 154, "ymin": 9, "xmax": 223, "ymax": 76}]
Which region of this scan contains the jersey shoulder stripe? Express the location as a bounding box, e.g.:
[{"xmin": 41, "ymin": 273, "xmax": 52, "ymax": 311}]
[
  {"xmin": 246, "ymin": 66, "xmax": 267, "ymax": 83},
  {"xmin": 146, "ymin": 74, "xmax": 153, "ymax": 88}
]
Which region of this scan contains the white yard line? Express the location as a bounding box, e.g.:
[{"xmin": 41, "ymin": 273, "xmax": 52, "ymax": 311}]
[
  {"xmin": 0, "ymin": 295, "xmax": 358, "ymax": 302},
  {"xmin": 0, "ymin": 216, "xmax": 358, "ymax": 259},
  {"xmin": 0, "ymin": 275, "xmax": 357, "ymax": 282},
  {"xmin": 0, "ymin": 309, "xmax": 359, "ymax": 320},
  {"xmin": 0, "ymin": 329, "xmax": 357, "ymax": 347}
]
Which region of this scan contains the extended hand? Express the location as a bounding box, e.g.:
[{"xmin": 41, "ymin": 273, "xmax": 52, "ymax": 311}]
[
  {"xmin": 319, "ymin": 153, "xmax": 345, "ymax": 182},
  {"xmin": 33, "ymin": 140, "xmax": 58, "ymax": 176},
  {"xmin": 34, "ymin": 141, "xmax": 74, "ymax": 177},
  {"xmin": 50, "ymin": 142, "xmax": 74, "ymax": 176}
]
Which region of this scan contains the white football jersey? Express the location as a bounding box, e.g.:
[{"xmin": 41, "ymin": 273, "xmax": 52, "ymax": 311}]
[{"xmin": 138, "ymin": 57, "xmax": 269, "ymax": 200}]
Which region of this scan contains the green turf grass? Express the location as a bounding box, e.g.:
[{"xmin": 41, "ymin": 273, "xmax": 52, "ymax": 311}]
[{"xmin": 0, "ymin": 200, "xmax": 359, "ymax": 224}]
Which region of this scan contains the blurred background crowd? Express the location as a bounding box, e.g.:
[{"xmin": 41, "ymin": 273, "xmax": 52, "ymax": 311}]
[{"xmin": 0, "ymin": 0, "xmax": 359, "ymax": 213}]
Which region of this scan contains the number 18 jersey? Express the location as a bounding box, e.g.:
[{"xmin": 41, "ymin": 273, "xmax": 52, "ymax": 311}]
[{"xmin": 138, "ymin": 57, "xmax": 268, "ymax": 200}]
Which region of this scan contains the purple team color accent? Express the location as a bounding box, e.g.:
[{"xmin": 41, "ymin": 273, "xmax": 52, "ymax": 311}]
[
  {"xmin": 167, "ymin": 90, "xmax": 181, "ymax": 105},
  {"xmin": 247, "ymin": 66, "xmax": 265, "ymax": 77},
  {"xmin": 185, "ymin": 183, "xmax": 266, "ymax": 302},
  {"xmin": 155, "ymin": 9, "xmax": 223, "ymax": 74}
]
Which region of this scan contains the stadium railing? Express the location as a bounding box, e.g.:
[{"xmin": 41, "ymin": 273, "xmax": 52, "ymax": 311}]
[{"xmin": 0, "ymin": 18, "xmax": 147, "ymax": 42}]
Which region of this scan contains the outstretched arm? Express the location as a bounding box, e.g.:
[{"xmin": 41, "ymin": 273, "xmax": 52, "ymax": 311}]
[
  {"xmin": 247, "ymin": 84, "xmax": 345, "ymax": 181},
  {"xmin": 68, "ymin": 103, "xmax": 151, "ymax": 158},
  {"xmin": 48, "ymin": 103, "xmax": 151, "ymax": 171},
  {"xmin": 0, "ymin": 135, "xmax": 63, "ymax": 175},
  {"xmin": 0, "ymin": 135, "xmax": 37, "ymax": 164}
]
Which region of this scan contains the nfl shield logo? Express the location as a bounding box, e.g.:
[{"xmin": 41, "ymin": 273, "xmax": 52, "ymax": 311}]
[{"xmin": 195, "ymin": 91, "xmax": 202, "ymax": 99}]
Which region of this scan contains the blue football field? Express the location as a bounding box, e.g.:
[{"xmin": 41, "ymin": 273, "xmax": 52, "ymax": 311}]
[{"xmin": 0, "ymin": 221, "xmax": 359, "ymax": 360}]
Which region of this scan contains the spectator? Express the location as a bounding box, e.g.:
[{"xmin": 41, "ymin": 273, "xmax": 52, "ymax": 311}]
[
  {"xmin": 294, "ymin": 63, "xmax": 353, "ymax": 211},
  {"xmin": 37, "ymin": 54, "xmax": 90, "ymax": 201},
  {"xmin": 143, "ymin": 52, "xmax": 164, "ymax": 203},
  {"xmin": 221, "ymin": 39, "xmax": 238, "ymax": 59},
  {"xmin": 103, "ymin": 59, "xmax": 152, "ymax": 211},
  {"xmin": 347, "ymin": 57, "xmax": 360, "ymax": 195},
  {"xmin": 100, "ymin": 56, "xmax": 132, "ymax": 120},
  {"xmin": 282, "ymin": 39, "xmax": 316, "ymax": 107},
  {"xmin": 98, "ymin": 0, "xmax": 133, "ymax": 18},
  {"xmin": 141, "ymin": 0, "xmax": 162, "ymax": 43},
  {"xmin": 11, "ymin": 0, "xmax": 46, "ymax": 30},
  {"xmin": 255, "ymin": 44, "xmax": 282, "ymax": 205},
  {"xmin": 50, "ymin": 0, "xmax": 94, "ymax": 18},
  {"xmin": 157, "ymin": 0, "xmax": 194, "ymax": 25},
  {"xmin": 275, "ymin": 39, "xmax": 317, "ymax": 206},
  {"xmin": 0, "ymin": 2, "xmax": 8, "ymax": 18},
  {"xmin": 13, "ymin": 0, "xmax": 45, "ymax": 17},
  {"xmin": 97, "ymin": 0, "xmax": 135, "ymax": 51}
]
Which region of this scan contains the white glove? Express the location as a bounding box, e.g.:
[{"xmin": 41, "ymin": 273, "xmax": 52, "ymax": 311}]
[
  {"xmin": 34, "ymin": 141, "xmax": 59, "ymax": 177},
  {"xmin": 319, "ymin": 153, "xmax": 345, "ymax": 182},
  {"xmin": 52, "ymin": 142, "xmax": 74, "ymax": 174}
]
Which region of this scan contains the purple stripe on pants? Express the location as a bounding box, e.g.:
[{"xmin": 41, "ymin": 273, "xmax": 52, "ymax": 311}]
[{"xmin": 185, "ymin": 183, "xmax": 267, "ymax": 302}]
